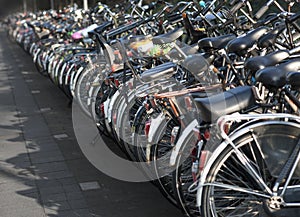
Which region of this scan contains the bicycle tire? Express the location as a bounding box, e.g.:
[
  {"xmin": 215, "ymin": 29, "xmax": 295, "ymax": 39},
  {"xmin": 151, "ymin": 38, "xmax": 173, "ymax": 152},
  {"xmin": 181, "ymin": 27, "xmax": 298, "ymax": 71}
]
[{"xmin": 201, "ymin": 122, "xmax": 300, "ymax": 217}]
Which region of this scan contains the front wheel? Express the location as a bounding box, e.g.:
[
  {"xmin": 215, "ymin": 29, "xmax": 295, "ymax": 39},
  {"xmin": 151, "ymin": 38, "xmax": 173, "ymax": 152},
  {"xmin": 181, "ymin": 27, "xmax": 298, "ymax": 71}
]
[{"xmin": 201, "ymin": 123, "xmax": 300, "ymax": 217}]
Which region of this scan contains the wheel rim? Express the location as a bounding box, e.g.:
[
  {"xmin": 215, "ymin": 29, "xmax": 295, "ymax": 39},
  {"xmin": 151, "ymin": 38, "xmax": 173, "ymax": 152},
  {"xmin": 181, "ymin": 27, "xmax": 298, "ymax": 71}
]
[{"xmin": 204, "ymin": 124, "xmax": 300, "ymax": 217}]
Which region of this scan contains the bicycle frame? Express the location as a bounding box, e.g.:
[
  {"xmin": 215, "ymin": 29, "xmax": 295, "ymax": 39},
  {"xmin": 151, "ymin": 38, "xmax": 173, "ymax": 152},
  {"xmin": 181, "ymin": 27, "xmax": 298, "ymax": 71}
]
[{"xmin": 281, "ymin": 85, "xmax": 300, "ymax": 114}]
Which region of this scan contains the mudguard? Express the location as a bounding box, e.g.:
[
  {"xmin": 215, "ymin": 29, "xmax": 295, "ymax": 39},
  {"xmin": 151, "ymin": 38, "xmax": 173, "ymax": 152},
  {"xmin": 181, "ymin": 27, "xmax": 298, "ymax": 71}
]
[{"xmin": 169, "ymin": 119, "xmax": 198, "ymax": 167}]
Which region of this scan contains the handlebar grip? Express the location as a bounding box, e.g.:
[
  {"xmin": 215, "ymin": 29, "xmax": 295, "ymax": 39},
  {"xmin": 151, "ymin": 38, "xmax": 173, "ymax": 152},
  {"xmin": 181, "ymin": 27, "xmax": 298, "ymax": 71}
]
[{"xmin": 255, "ymin": 5, "xmax": 269, "ymax": 19}]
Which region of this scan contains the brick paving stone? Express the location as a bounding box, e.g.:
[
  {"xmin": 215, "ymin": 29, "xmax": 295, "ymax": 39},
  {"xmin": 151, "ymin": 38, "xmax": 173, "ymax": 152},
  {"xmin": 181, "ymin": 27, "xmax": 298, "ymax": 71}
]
[
  {"xmin": 40, "ymin": 107, "xmax": 52, "ymax": 112},
  {"xmin": 30, "ymin": 155, "xmax": 65, "ymax": 165},
  {"xmin": 36, "ymin": 179, "xmax": 61, "ymax": 189},
  {"xmin": 44, "ymin": 208, "xmax": 59, "ymax": 216},
  {"xmin": 57, "ymin": 140, "xmax": 84, "ymax": 160},
  {"xmin": 68, "ymin": 199, "xmax": 89, "ymax": 209},
  {"xmin": 57, "ymin": 177, "xmax": 78, "ymax": 186},
  {"xmin": 0, "ymin": 180, "xmax": 37, "ymax": 193},
  {"xmin": 53, "ymin": 134, "xmax": 69, "ymax": 139},
  {"xmin": 44, "ymin": 201, "xmax": 71, "ymax": 212},
  {"xmin": 26, "ymin": 139, "xmax": 60, "ymax": 153},
  {"xmin": 79, "ymin": 181, "xmax": 100, "ymax": 191},
  {"xmin": 39, "ymin": 185, "xmax": 65, "ymax": 196},
  {"xmin": 63, "ymin": 184, "xmax": 82, "ymax": 193},
  {"xmin": 66, "ymin": 192, "xmax": 85, "ymax": 201},
  {"xmin": 49, "ymin": 209, "xmax": 93, "ymax": 217},
  {"xmin": 0, "ymin": 207, "xmax": 46, "ymax": 217},
  {"xmin": 39, "ymin": 170, "xmax": 74, "ymax": 180},
  {"xmin": 34, "ymin": 161, "xmax": 69, "ymax": 174},
  {"xmin": 0, "ymin": 135, "xmax": 28, "ymax": 160},
  {"xmin": 41, "ymin": 193, "xmax": 67, "ymax": 204},
  {"xmin": 31, "ymin": 90, "xmax": 41, "ymax": 94}
]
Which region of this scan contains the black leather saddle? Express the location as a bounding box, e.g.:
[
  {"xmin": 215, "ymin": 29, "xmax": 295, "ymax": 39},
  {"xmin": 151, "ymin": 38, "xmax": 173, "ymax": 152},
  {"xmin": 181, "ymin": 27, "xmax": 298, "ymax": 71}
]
[
  {"xmin": 152, "ymin": 28, "xmax": 184, "ymax": 45},
  {"xmin": 198, "ymin": 34, "xmax": 236, "ymax": 51},
  {"xmin": 245, "ymin": 50, "xmax": 290, "ymax": 72},
  {"xmin": 168, "ymin": 43, "xmax": 199, "ymax": 60},
  {"xmin": 227, "ymin": 26, "xmax": 268, "ymax": 56},
  {"xmin": 255, "ymin": 58, "xmax": 300, "ymax": 88},
  {"xmin": 181, "ymin": 54, "xmax": 209, "ymax": 79},
  {"xmin": 140, "ymin": 62, "xmax": 177, "ymax": 83},
  {"xmin": 194, "ymin": 86, "xmax": 255, "ymax": 122},
  {"xmin": 190, "ymin": 88, "xmax": 222, "ymax": 99},
  {"xmin": 286, "ymin": 72, "xmax": 300, "ymax": 88},
  {"xmin": 258, "ymin": 24, "xmax": 285, "ymax": 48},
  {"xmin": 181, "ymin": 44, "xmax": 199, "ymax": 55}
]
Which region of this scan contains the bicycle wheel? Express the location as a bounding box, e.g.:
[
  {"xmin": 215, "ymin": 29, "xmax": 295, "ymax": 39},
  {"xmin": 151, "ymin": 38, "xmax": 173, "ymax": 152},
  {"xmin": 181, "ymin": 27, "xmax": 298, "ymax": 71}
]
[
  {"xmin": 152, "ymin": 118, "xmax": 179, "ymax": 206},
  {"xmin": 173, "ymin": 131, "xmax": 200, "ymax": 217},
  {"xmin": 74, "ymin": 67, "xmax": 97, "ymax": 118},
  {"xmin": 201, "ymin": 122, "xmax": 300, "ymax": 217}
]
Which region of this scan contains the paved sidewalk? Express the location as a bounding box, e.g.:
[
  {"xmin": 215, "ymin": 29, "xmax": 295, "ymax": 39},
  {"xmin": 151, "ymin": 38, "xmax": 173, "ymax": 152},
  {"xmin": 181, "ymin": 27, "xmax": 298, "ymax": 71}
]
[{"xmin": 0, "ymin": 31, "xmax": 182, "ymax": 217}]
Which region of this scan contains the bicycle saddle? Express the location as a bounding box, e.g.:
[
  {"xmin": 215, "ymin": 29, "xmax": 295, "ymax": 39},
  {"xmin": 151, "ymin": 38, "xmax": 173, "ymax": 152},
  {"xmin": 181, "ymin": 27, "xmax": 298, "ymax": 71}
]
[
  {"xmin": 258, "ymin": 24, "xmax": 285, "ymax": 48},
  {"xmin": 245, "ymin": 50, "xmax": 290, "ymax": 72},
  {"xmin": 198, "ymin": 34, "xmax": 236, "ymax": 51},
  {"xmin": 140, "ymin": 62, "xmax": 177, "ymax": 83},
  {"xmin": 181, "ymin": 44, "xmax": 199, "ymax": 55},
  {"xmin": 189, "ymin": 88, "xmax": 221, "ymax": 98},
  {"xmin": 256, "ymin": 58, "xmax": 300, "ymax": 88},
  {"xmin": 286, "ymin": 72, "xmax": 300, "ymax": 88},
  {"xmin": 227, "ymin": 26, "xmax": 268, "ymax": 56},
  {"xmin": 194, "ymin": 86, "xmax": 255, "ymax": 122},
  {"xmin": 168, "ymin": 43, "xmax": 199, "ymax": 60},
  {"xmin": 152, "ymin": 28, "xmax": 183, "ymax": 45},
  {"xmin": 181, "ymin": 54, "xmax": 209, "ymax": 78}
]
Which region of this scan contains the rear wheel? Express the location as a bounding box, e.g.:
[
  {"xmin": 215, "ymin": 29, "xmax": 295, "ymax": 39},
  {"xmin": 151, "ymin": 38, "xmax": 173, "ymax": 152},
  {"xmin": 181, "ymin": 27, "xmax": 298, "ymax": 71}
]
[
  {"xmin": 201, "ymin": 123, "xmax": 300, "ymax": 217},
  {"xmin": 75, "ymin": 67, "xmax": 98, "ymax": 118},
  {"xmin": 173, "ymin": 131, "xmax": 201, "ymax": 217}
]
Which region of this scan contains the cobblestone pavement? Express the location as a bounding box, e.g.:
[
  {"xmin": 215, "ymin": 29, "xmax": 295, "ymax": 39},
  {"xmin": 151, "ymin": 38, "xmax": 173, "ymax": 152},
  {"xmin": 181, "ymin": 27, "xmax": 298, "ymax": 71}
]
[{"xmin": 0, "ymin": 31, "xmax": 182, "ymax": 217}]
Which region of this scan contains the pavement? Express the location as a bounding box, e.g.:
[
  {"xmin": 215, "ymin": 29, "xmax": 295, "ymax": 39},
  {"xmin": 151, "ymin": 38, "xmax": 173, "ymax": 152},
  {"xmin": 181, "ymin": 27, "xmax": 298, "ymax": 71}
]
[{"xmin": 0, "ymin": 31, "xmax": 183, "ymax": 217}]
